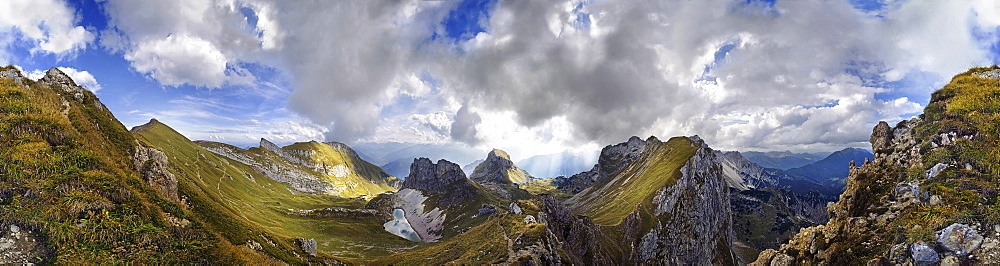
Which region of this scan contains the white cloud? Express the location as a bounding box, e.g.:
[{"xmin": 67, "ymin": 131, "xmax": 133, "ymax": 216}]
[
  {"xmin": 98, "ymin": 0, "xmax": 1000, "ymax": 155},
  {"xmin": 125, "ymin": 35, "xmax": 228, "ymax": 87},
  {"xmin": 99, "ymin": 0, "xmax": 279, "ymax": 87},
  {"xmin": 0, "ymin": 0, "xmax": 94, "ymax": 56}
]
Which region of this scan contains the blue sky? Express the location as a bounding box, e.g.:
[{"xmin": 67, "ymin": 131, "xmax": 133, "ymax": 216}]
[{"xmin": 1, "ymin": 0, "xmax": 998, "ymax": 159}]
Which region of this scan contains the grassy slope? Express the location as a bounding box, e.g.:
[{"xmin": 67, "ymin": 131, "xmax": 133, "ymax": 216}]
[
  {"xmin": 895, "ymin": 66, "xmax": 1000, "ymax": 245},
  {"xmin": 132, "ymin": 120, "xmax": 418, "ymax": 260},
  {"xmin": 769, "ymin": 66, "xmax": 1000, "ymax": 263},
  {"xmin": 283, "ymin": 141, "xmax": 398, "ymax": 197},
  {"xmin": 0, "ymin": 68, "xmax": 250, "ymax": 263},
  {"xmin": 520, "ymin": 178, "xmax": 575, "ymax": 200},
  {"xmin": 566, "ymin": 136, "xmax": 699, "ymax": 226}
]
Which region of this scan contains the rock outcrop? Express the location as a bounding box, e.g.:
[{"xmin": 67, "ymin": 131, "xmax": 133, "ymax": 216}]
[
  {"xmin": 754, "ymin": 67, "xmax": 1000, "ymax": 265},
  {"xmin": 38, "ymin": 67, "xmax": 104, "ymax": 110},
  {"xmin": 469, "ymin": 149, "xmax": 531, "ymax": 185},
  {"xmin": 0, "ymin": 67, "xmax": 27, "ymax": 87},
  {"xmin": 404, "ymin": 158, "xmax": 466, "ymax": 191},
  {"xmin": 639, "ymin": 137, "xmax": 734, "ymax": 264},
  {"xmin": 296, "ymin": 238, "xmax": 317, "ymax": 256},
  {"xmin": 133, "ymin": 145, "xmax": 179, "ymax": 202}
]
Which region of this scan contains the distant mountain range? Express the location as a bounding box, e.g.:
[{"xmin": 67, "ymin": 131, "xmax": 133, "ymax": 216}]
[
  {"xmin": 784, "ymin": 147, "xmax": 873, "ymax": 188},
  {"xmin": 352, "ymin": 142, "xmax": 483, "ymax": 179},
  {"xmin": 742, "ymin": 150, "xmax": 829, "ymax": 169}
]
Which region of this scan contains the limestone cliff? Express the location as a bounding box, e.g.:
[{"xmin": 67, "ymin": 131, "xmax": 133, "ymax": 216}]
[{"xmin": 540, "ymin": 136, "xmax": 736, "ymax": 264}]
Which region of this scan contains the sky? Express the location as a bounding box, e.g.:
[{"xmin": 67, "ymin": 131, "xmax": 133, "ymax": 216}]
[{"xmin": 1, "ymin": 0, "xmax": 999, "ymax": 161}]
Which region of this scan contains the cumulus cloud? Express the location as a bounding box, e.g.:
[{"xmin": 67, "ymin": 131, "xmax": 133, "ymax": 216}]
[
  {"xmin": 0, "ymin": 0, "xmax": 94, "ymax": 57},
  {"xmin": 97, "ymin": 0, "xmax": 1000, "ymax": 153},
  {"xmin": 124, "ymin": 35, "xmax": 228, "ymax": 87},
  {"xmin": 99, "ymin": 0, "xmax": 278, "ymax": 87},
  {"xmin": 424, "ymin": 0, "xmax": 996, "ymax": 151}
]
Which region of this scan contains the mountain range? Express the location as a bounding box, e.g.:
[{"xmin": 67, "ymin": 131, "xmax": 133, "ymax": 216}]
[
  {"xmin": 2, "ymin": 65, "xmax": 999, "ymax": 264},
  {"xmin": 742, "ymin": 150, "xmax": 829, "ymax": 170}
]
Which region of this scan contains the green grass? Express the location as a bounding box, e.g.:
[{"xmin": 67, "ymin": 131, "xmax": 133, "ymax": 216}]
[
  {"xmin": 0, "ymin": 66, "xmax": 232, "ymax": 263},
  {"xmin": 132, "ymin": 120, "xmax": 418, "ymax": 260},
  {"xmin": 520, "ymin": 178, "xmax": 574, "ymax": 200},
  {"xmin": 566, "ymin": 136, "xmax": 700, "ymax": 226},
  {"xmin": 369, "ymin": 213, "xmax": 544, "ymax": 265}
]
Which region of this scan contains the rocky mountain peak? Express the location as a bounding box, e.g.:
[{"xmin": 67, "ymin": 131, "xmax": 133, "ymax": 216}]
[
  {"xmin": 403, "ymin": 158, "xmax": 467, "ymax": 193},
  {"xmin": 40, "ymin": 67, "xmax": 76, "ymax": 86},
  {"xmin": 39, "ymin": 67, "xmax": 83, "ymax": 96},
  {"xmin": 469, "ymin": 148, "xmax": 530, "ymax": 185},
  {"xmin": 489, "ymin": 148, "xmax": 510, "ymax": 160}
]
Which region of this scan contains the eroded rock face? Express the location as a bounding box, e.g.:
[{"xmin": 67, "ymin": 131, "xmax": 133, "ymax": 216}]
[
  {"xmin": 402, "ymin": 158, "xmax": 478, "ymax": 207},
  {"xmin": 539, "ymin": 136, "xmax": 735, "ymax": 264},
  {"xmin": 40, "ymin": 67, "xmax": 85, "ymax": 102},
  {"xmin": 752, "ymin": 118, "xmax": 927, "ymax": 265},
  {"xmin": 871, "ymin": 121, "xmax": 894, "ymax": 153},
  {"xmin": 641, "ymin": 138, "xmax": 733, "ymax": 264},
  {"xmin": 37, "ymin": 67, "xmax": 106, "ymax": 110},
  {"xmin": 403, "ymin": 158, "xmax": 464, "ymax": 192},
  {"xmin": 133, "ymin": 146, "xmax": 179, "ymax": 202},
  {"xmin": 535, "ymin": 195, "xmax": 614, "ymax": 264}
]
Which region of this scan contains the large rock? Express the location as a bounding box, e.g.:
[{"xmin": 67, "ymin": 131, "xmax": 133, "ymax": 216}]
[
  {"xmin": 133, "ymin": 146, "xmax": 179, "ymax": 202},
  {"xmin": 911, "ymin": 241, "xmax": 940, "ymax": 264},
  {"xmin": 870, "ymin": 121, "xmax": 894, "ymax": 153},
  {"xmin": 297, "ymin": 238, "xmax": 317, "ymax": 256},
  {"xmin": 936, "ymin": 223, "xmax": 983, "ymax": 257}
]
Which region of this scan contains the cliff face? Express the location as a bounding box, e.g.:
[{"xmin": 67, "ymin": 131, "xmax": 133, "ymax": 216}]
[
  {"xmin": 540, "ymin": 136, "xmax": 736, "ymax": 264},
  {"xmin": 640, "ymin": 139, "xmax": 735, "ymax": 264},
  {"xmin": 718, "ymin": 151, "xmax": 783, "ymax": 190},
  {"xmin": 731, "ymin": 187, "xmax": 829, "ymax": 261},
  {"xmin": 754, "ymin": 67, "xmax": 1000, "ymax": 265}
]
